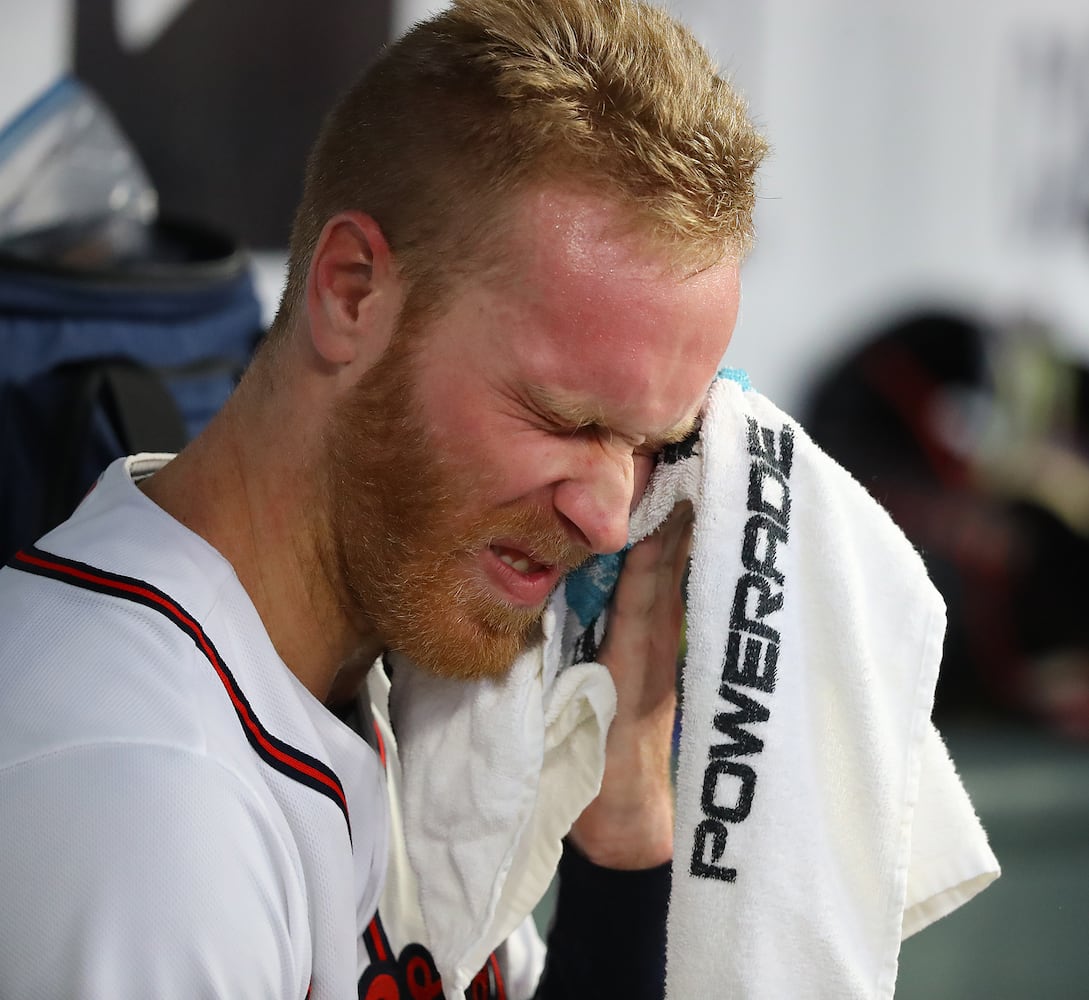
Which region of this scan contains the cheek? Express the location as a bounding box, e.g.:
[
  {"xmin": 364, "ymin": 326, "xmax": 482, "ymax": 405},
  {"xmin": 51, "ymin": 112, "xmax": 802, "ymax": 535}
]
[
  {"xmin": 480, "ymin": 439, "xmax": 564, "ymax": 506},
  {"xmin": 418, "ymin": 383, "xmax": 589, "ymax": 508},
  {"xmin": 424, "ymin": 404, "xmax": 542, "ymax": 504}
]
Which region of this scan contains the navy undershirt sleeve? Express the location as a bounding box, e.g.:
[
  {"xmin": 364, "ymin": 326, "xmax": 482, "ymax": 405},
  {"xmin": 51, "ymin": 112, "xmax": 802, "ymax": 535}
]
[{"xmin": 534, "ymin": 840, "xmax": 671, "ymax": 999}]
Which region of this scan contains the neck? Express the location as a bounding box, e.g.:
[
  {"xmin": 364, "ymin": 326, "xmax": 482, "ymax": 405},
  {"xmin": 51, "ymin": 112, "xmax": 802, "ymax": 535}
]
[{"xmin": 140, "ymin": 379, "xmax": 382, "ymax": 702}]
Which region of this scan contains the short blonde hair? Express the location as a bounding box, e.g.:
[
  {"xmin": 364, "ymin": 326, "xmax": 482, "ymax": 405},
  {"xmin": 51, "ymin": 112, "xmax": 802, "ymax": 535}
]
[{"xmin": 273, "ymin": 0, "xmax": 767, "ymax": 333}]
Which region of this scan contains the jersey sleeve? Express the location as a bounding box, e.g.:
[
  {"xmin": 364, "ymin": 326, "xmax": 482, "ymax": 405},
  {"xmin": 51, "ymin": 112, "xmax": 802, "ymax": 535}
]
[
  {"xmin": 533, "ymin": 840, "xmax": 671, "ymax": 1000},
  {"xmin": 0, "ymin": 742, "xmax": 311, "ymax": 1000}
]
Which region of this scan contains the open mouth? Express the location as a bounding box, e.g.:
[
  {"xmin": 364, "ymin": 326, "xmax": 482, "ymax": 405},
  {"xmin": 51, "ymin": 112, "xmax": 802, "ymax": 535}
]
[
  {"xmin": 482, "ymin": 542, "xmax": 565, "ymax": 607},
  {"xmin": 491, "ymin": 544, "xmax": 549, "ymax": 576}
]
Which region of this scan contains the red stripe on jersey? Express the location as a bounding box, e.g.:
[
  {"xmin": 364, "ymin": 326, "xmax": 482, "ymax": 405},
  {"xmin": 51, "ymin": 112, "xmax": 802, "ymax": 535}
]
[
  {"xmin": 489, "ymin": 952, "xmax": 507, "ymax": 1000},
  {"xmin": 10, "ymin": 547, "xmax": 351, "ymax": 834},
  {"xmin": 371, "ymin": 722, "xmax": 388, "ymax": 769},
  {"xmin": 366, "ymin": 916, "xmax": 389, "ymax": 963}
]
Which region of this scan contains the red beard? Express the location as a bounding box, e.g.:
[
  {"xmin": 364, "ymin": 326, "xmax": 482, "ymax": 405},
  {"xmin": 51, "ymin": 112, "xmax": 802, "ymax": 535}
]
[{"xmin": 323, "ymin": 335, "xmax": 586, "ymax": 680}]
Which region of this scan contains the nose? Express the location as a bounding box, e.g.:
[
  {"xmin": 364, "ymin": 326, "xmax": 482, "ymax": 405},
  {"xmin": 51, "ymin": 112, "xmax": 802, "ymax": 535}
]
[{"xmin": 552, "ymin": 451, "xmax": 635, "ymax": 555}]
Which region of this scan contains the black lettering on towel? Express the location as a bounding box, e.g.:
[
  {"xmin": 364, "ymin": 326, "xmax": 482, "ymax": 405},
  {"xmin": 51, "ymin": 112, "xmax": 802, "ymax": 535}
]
[{"xmin": 690, "ymin": 417, "xmax": 793, "ymax": 883}]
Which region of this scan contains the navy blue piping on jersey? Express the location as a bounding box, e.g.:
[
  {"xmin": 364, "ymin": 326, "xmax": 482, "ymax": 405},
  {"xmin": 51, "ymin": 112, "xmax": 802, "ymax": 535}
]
[{"xmin": 8, "ymin": 545, "xmax": 352, "ymax": 842}]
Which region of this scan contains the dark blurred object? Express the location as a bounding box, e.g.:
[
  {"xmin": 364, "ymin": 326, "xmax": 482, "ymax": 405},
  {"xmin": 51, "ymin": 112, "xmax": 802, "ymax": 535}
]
[
  {"xmin": 804, "ymin": 311, "xmax": 1089, "ymax": 739},
  {"xmin": 74, "ymin": 0, "xmax": 392, "ymax": 248},
  {"xmin": 0, "ymin": 77, "xmax": 263, "ymax": 564}
]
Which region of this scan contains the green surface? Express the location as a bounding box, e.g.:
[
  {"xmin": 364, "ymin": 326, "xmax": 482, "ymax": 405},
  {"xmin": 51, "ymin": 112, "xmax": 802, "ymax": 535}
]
[{"xmin": 896, "ymin": 721, "xmax": 1089, "ymax": 1000}]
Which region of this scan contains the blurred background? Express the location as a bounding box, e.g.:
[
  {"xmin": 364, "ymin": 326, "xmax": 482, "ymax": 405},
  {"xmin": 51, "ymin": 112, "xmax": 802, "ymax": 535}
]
[{"xmin": 3, "ymin": 0, "xmax": 1088, "ymax": 995}]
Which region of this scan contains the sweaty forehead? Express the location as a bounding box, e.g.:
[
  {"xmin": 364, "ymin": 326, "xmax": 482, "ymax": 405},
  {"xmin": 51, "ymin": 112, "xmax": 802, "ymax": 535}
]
[
  {"xmin": 475, "ymin": 184, "xmax": 740, "ymax": 437},
  {"xmin": 494, "ymin": 185, "xmax": 737, "ymax": 338},
  {"xmin": 501, "ymin": 185, "xmax": 669, "ymax": 293}
]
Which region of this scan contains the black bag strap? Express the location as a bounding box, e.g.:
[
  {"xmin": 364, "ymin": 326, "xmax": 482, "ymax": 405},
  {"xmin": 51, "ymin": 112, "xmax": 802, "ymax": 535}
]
[{"xmin": 44, "ymin": 359, "xmax": 189, "ymax": 531}]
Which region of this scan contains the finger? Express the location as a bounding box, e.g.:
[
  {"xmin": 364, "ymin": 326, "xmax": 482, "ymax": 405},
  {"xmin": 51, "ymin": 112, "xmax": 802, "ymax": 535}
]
[
  {"xmin": 615, "ymin": 502, "xmax": 692, "ymax": 586},
  {"xmin": 609, "ymin": 504, "xmax": 692, "ymax": 622},
  {"xmin": 656, "ymin": 503, "xmax": 693, "ymax": 578},
  {"xmin": 668, "ymin": 514, "xmax": 694, "ymax": 594},
  {"xmin": 602, "ymin": 521, "xmax": 692, "ymax": 680}
]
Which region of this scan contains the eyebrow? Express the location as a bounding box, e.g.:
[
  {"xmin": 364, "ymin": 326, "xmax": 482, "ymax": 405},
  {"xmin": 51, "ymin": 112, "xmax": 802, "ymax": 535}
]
[{"xmin": 526, "ymin": 384, "xmax": 701, "ymax": 451}]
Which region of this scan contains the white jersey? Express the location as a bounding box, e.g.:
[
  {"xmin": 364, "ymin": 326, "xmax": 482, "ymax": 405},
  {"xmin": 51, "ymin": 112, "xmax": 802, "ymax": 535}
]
[
  {"xmin": 0, "ymin": 455, "xmax": 389, "ymax": 999},
  {"xmin": 0, "ymin": 454, "xmax": 546, "ymax": 1000}
]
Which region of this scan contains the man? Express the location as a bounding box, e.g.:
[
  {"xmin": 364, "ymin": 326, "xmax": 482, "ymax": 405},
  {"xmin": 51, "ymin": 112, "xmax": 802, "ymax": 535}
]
[{"xmin": 0, "ymin": 0, "xmax": 765, "ymax": 996}]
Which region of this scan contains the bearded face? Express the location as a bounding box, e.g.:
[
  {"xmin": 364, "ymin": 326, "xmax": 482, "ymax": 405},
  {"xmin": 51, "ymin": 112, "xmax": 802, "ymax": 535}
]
[{"xmin": 323, "ymin": 329, "xmax": 587, "ymax": 681}]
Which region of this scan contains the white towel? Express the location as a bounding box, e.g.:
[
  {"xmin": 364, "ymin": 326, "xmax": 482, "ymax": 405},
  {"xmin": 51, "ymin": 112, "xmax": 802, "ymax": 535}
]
[
  {"xmin": 387, "ymin": 371, "xmax": 999, "ymax": 999},
  {"xmin": 386, "ymin": 611, "xmax": 617, "ymax": 997},
  {"xmin": 653, "ymin": 373, "xmax": 999, "ymax": 999}
]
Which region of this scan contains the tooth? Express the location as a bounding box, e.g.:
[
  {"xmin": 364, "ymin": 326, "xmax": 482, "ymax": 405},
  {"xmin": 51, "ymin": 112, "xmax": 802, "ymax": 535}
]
[{"xmin": 499, "ymin": 553, "xmax": 532, "ymax": 573}]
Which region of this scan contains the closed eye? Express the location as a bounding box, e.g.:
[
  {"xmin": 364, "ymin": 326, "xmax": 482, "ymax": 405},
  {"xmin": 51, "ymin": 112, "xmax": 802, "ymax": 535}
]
[
  {"xmin": 565, "ymin": 421, "xmax": 620, "ymax": 448},
  {"xmin": 548, "ymin": 417, "xmax": 646, "ymax": 458},
  {"xmin": 646, "ymin": 416, "xmax": 702, "ymax": 453},
  {"xmin": 522, "ymin": 383, "xmax": 692, "ymax": 455},
  {"xmin": 543, "ymin": 415, "xmax": 597, "ymax": 439}
]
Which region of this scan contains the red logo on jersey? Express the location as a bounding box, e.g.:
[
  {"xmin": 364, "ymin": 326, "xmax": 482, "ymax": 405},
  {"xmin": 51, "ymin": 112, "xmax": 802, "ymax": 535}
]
[{"xmin": 359, "ymin": 914, "xmax": 506, "ymax": 1000}]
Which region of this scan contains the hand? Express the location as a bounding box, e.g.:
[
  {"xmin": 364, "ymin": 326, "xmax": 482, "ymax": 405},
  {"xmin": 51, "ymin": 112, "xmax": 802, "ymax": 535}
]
[{"xmin": 568, "ymin": 502, "xmax": 693, "ymax": 869}]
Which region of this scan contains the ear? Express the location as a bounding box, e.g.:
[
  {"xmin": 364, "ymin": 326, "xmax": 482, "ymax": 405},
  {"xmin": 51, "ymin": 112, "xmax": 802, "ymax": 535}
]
[{"xmin": 306, "ymin": 211, "xmax": 401, "ymax": 369}]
